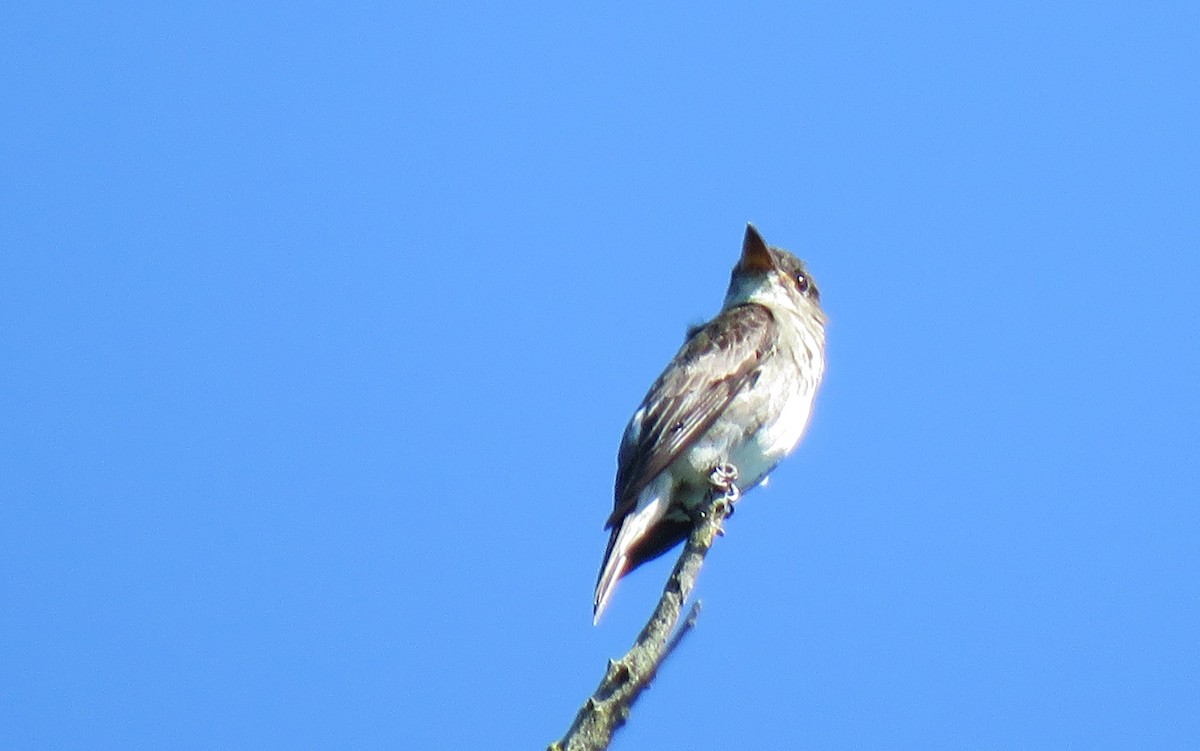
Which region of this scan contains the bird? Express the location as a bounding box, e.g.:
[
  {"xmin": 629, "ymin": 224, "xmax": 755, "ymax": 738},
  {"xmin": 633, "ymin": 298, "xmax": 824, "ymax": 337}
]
[{"xmin": 593, "ymin": 223, "xmax": 827, "ymax": 623}]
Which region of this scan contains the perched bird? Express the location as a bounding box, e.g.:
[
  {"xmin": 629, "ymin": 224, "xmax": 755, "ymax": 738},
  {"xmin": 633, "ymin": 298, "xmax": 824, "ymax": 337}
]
[{"xmin": 594, "ymin": 224, "xmax": 827, "ymax": 623}]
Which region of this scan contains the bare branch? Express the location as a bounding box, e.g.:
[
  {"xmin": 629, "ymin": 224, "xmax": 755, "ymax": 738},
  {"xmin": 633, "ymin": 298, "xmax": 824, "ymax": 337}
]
[{"xmin": 549, "ymin": 492, "xmax": 734, "ymax": 751}]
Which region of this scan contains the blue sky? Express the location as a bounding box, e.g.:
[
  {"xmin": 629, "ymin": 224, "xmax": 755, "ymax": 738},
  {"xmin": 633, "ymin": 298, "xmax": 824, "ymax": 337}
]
[{"xmin": 3, "ymin": 2, "xmax": 1198, "ymax": 749}]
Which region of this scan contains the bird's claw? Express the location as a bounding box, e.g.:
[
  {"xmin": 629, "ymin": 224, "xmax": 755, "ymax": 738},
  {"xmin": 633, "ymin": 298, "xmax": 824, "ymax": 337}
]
[
  {"xmin": 709, "ymin": 462, "xmax": 742, "ymax": 508},
  {"xmin": 690, "ymin": 463, "xmax": 742, "ymax": 529}
]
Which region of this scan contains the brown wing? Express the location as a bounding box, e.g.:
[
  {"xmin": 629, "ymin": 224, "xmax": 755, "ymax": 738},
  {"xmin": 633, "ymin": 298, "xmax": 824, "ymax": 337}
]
[{"xmin": 607, "ymin": 303, "xmax": 777, "ymax": 528}]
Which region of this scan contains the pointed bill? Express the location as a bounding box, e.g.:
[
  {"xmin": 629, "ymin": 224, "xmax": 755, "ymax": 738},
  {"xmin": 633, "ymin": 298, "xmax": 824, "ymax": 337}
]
[{"xmin": 739, "ymin": 223, "xmax": 776, "ymax": 273}]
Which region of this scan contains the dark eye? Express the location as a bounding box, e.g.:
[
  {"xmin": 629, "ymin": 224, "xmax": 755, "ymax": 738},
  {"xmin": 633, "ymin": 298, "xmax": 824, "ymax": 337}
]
[{"xmin": 794, "ymin": 274, "xmax": 810, "ymax": 293}]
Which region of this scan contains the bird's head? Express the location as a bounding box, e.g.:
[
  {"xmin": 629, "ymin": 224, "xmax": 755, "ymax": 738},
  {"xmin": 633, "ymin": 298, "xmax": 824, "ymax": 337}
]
[{"xmin": 725, "ymin": 224, "xmax": 822, "ymax": 315}]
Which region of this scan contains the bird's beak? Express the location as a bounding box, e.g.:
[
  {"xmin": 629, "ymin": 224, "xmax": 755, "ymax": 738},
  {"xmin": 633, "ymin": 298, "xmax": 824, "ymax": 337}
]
[{"xmin": 738, "ymin": 223, "xmax": 776, "ymax": 273}]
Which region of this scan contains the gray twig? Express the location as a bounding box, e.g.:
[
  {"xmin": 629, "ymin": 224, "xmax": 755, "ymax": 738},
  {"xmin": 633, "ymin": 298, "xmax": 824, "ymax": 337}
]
[{"xmin": 548, "ymin": 491, "xmax": 734, "ymax": 751}]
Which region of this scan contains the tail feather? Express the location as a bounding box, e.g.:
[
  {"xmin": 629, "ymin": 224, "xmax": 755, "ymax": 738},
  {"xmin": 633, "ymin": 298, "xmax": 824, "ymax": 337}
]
[
  {"xmin": 592, "ymin": 533, "xmax": 627, "ymax": 625},
  {"xmin": 593, "ymin": 493, "xmax": 667, "ymax": 624}
]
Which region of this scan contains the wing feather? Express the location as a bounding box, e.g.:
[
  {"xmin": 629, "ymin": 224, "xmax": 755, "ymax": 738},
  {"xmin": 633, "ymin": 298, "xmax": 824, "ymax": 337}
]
[{"xmin": 607, "ymin": 303, "xmax": 776, "ymax": 527}]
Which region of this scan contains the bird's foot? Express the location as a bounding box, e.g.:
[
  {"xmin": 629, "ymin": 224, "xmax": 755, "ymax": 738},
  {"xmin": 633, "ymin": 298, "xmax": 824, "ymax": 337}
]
[
  {"xmin": 691, "ymin": 464, "xmax": 742, "ymax": 534},
  {"xmin": 708, "ymin": 462, "xmax": 742, "ymax": 513}
]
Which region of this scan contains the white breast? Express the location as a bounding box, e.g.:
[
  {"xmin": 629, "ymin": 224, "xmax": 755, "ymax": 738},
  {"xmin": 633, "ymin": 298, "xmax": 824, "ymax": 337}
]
[{"xmin": 728, "ymin": 317, "xmax": 825, "ymax": 488}]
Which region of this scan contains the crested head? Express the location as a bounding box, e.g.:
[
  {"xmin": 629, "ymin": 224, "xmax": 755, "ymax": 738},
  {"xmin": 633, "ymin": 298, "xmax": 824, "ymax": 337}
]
[{"xmin": 726, "ymin": 224, "xmax": 823, "ymax": 319}]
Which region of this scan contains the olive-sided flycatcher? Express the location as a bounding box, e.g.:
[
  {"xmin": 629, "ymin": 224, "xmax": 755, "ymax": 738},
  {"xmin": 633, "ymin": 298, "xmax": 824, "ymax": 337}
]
[{"xmin": 594, "ymin": 224, "xmax": 827, "ymax": 622}]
